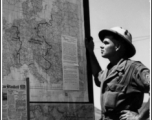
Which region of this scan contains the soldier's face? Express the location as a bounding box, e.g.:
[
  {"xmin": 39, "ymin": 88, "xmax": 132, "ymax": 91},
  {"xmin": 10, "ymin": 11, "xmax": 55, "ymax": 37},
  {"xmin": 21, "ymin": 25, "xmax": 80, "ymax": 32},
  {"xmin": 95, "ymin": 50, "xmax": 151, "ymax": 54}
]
[{"xmin": 100, "ymin": 35, "xmax": 118, "ymax": 58}]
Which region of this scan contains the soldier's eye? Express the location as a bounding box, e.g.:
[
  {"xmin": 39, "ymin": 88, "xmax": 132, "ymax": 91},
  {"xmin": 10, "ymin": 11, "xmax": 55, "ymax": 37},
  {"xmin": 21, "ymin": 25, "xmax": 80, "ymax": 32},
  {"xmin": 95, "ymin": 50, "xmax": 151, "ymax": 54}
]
[{"xmin": 103, "ymin": 41, "xmax": 109, "ymax": 45}]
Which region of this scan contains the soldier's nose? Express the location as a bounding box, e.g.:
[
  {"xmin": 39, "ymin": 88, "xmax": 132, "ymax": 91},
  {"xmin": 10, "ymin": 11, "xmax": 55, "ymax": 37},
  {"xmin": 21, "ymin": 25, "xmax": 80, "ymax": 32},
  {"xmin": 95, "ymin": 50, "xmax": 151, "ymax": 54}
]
[{"xmin": 100, "ymin": 46, "xmax": 104, "ymax": 49}]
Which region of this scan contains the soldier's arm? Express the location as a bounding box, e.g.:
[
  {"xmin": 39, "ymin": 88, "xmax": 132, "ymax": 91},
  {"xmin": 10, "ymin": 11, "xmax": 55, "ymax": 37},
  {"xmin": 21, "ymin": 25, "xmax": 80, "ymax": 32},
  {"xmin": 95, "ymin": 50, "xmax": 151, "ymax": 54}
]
[
  {"xmin": 137, "ymin": 65, "xmax": 150, "ymax": 120},
  {"xmin": 139, "ymin": 69, "xmax": 150, "ymax": 120},
  {"xmin": 85, "ymin": 37, "xmax": 102, "ymax": 87}
]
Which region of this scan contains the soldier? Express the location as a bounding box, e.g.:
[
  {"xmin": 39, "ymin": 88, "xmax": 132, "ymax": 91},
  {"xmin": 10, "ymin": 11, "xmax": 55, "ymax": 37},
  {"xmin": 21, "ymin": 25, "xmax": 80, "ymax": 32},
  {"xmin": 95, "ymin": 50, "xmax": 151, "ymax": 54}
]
[{"xmin": 86, "ymin": 27, "xmax": 150, "ymax": 120}]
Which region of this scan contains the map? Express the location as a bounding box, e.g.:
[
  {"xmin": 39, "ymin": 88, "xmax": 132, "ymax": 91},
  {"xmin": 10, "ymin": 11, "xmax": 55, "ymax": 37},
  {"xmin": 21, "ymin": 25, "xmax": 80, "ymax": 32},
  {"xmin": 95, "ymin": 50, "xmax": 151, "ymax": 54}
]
[
  {"xmin": 29, "ymin": 103, "xmax": 94, "ymax": 120},
  {"xmin": 2, "ymin": 0, "xmax": 88, "ymax": 102}
]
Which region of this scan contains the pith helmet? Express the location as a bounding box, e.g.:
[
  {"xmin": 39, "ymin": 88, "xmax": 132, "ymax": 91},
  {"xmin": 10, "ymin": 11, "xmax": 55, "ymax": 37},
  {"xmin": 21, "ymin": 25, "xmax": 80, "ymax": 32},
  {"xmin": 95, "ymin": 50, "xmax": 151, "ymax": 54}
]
[{"xmin": 99, "ymin": 27, "xmax": 136, "ymax": 58}]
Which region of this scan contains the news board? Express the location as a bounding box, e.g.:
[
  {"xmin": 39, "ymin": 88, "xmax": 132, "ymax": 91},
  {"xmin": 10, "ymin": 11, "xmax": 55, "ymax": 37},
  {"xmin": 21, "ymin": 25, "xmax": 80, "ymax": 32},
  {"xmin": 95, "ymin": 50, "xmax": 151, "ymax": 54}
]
[
  {"xmin": 2, "ymin": 79, "xmax": 29, "ymax": 120},
  {"xmin": 2, "ymin": 0, "xmax": 94, "ymax": 119}
]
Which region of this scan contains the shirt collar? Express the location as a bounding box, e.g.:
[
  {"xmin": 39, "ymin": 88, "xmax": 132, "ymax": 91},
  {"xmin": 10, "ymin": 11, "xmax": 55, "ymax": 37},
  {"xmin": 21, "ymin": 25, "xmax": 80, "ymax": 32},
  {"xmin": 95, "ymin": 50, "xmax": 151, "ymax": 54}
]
[{"xmin": 107, "ymin": 58, "xmax": 128, "ymax": 72}]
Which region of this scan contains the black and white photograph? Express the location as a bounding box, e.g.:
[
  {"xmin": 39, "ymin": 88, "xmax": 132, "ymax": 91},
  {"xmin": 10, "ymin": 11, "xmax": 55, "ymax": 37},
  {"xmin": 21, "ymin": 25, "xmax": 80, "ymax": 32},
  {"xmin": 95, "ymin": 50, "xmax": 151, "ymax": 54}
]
[{"xmin": 1, "ymin": 0, "xmax": 150, "ymax": 120}]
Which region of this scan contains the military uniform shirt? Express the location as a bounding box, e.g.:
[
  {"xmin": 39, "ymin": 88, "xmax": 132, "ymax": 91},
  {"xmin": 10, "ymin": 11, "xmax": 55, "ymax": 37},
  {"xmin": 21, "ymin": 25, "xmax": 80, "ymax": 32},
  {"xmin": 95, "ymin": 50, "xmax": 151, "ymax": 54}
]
[{"xmin": 98, "ymin": 59, "xmax": 150, "ymax": 117}]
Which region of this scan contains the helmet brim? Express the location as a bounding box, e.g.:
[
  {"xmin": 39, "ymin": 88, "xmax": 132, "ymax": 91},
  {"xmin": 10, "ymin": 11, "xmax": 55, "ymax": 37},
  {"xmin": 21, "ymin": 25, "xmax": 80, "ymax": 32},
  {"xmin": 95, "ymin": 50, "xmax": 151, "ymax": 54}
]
[{"xmin": 99, "ymin": 29, "xmax": 136, "ymax": 58}]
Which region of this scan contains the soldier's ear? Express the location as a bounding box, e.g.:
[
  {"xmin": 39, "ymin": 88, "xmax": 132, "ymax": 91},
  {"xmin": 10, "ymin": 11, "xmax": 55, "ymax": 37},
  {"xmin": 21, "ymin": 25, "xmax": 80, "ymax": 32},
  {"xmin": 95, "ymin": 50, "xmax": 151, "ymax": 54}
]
[{"xmin": 115, "ymin": 43, "xmax": 121, "ymax": 51}]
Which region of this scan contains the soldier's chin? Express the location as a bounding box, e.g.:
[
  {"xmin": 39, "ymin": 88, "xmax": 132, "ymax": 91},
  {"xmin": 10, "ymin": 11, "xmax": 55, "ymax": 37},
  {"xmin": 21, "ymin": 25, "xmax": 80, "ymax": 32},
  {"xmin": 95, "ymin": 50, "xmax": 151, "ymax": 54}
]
[
  {"xmin": 101, "ymin": 54, "xmax": 108, "ymax": 58},
  {"xmin": 101, "ymin": 54, "xmax": 106, "ymax": 58}
]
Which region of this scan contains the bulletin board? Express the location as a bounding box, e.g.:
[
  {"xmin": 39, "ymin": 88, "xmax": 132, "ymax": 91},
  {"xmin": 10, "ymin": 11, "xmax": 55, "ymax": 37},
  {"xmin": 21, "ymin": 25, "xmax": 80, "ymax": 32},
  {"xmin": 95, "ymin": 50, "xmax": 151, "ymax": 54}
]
[
  {"xmin": 2, "ymin": 0, "xmax": 94, "ymax": 119},
  {"xmin": 2, "ymin": 0, "xmax": 93, "ymax": 103}
]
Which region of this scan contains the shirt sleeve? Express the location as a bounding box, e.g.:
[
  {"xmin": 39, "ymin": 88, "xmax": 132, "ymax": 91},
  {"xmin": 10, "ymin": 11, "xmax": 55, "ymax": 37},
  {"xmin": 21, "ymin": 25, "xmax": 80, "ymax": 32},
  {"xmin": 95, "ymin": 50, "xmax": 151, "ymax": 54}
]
[
  {"xmin": 98, "ymin": 70, "xmax": 104, "ymax": 82},
  {"xmin": 133, "ymin": 62, "xmax": 150, "ymax": 93}
]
